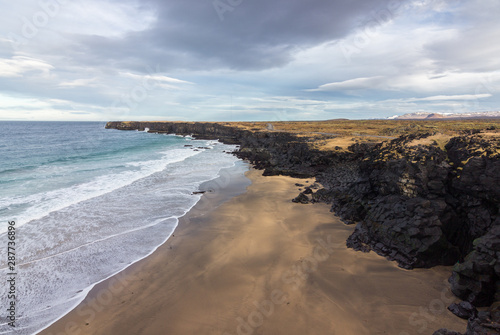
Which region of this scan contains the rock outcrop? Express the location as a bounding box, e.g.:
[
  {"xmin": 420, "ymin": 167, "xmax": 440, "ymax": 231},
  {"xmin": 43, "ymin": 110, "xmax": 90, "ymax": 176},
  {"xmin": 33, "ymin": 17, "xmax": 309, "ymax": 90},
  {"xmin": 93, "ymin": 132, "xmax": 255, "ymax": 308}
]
[
  {"xmin": 449, "ymin": 225, "xmax": 500, "ymax": 306},
  {"xmin": 447, "ymin": 301, "xmax": 478, "ymax": 320},
  {"xmin": 436, "ymin": 304, "xmax": 500, "ymax": 335}
]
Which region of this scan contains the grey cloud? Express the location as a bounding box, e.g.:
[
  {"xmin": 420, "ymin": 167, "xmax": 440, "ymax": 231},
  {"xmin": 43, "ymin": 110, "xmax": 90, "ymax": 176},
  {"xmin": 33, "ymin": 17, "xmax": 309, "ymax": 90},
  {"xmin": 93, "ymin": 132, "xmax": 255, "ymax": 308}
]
[{"xmin": 64, "ymin": 0, "xmax": 399, "ymax": 72}]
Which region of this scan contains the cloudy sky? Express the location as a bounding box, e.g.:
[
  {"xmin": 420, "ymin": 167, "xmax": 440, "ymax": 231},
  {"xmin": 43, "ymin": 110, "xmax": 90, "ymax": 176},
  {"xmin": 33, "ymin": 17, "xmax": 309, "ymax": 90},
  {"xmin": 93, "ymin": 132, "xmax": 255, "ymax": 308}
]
[{"xmin": 0, "ymin": 0, "xmax": 499, "ymax": 121}]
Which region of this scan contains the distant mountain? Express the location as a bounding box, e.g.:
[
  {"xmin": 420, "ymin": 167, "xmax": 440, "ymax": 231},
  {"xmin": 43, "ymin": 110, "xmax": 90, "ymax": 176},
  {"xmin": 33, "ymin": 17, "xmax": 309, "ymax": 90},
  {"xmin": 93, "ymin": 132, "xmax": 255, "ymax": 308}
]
[
  {"xmin": 391, "ymin": 111, "xmax": 500, "ymax": 120},
  {"xmin": 425, "ymin": 113, "xmax": 445, "ymax": 119}
]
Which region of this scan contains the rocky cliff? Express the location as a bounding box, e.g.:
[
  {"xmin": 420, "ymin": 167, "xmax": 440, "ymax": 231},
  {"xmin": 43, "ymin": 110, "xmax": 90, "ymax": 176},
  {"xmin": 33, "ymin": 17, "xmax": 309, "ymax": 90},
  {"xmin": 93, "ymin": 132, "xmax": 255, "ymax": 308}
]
[{"xmin": 106, "ymin": 121, "xmax": 500, "ymax": 334}]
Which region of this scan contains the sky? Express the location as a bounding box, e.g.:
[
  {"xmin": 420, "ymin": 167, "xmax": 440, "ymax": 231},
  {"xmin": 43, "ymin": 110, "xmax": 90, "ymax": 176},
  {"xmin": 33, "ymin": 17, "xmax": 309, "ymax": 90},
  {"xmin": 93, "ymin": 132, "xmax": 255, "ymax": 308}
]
[{"xmin": 0, "ymin": 0, "xmax": 499, "ymax": 121}]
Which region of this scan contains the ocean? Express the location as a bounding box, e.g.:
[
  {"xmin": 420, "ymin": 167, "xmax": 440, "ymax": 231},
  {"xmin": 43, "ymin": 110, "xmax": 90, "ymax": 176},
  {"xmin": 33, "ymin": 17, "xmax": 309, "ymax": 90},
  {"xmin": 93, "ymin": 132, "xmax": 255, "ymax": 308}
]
[{"xmin": 0, "ymin": 122, "xmax": 243, "ymax": 334}]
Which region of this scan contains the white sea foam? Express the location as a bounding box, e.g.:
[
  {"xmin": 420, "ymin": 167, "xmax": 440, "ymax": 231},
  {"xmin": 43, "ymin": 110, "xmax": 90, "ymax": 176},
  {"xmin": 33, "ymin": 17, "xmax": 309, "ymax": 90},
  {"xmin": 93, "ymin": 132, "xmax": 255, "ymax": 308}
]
[
  {"xmin": 0, "ymin": 148, "xmax": 200, "ymax": 233},
  {"xmin": 0, "ymin": 138, "xmax": 241, "ymax": 335}
]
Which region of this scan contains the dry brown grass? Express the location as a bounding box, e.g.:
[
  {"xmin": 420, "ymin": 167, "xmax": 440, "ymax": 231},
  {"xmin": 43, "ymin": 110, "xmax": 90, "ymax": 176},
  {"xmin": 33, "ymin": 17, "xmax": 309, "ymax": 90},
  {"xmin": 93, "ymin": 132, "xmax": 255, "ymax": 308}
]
[
  {"xmin": 406, "ymin": 134, "xmax": 453, "ymax": 150},
  {"xmin": 218, "ymin": 119, "xmax": 500, "ymax": 136},
  {"xmin": 216, "ymin": 119, "xmax": 500, "ymax": 151}
]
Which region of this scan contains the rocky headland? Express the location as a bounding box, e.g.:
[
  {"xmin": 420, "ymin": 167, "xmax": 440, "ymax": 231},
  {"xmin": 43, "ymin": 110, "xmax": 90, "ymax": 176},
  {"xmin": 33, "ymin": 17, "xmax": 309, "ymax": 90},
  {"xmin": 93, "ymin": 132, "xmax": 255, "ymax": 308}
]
[{"xmin": 106, "ymin": 120, "xmax": 500, "ymax": 334}]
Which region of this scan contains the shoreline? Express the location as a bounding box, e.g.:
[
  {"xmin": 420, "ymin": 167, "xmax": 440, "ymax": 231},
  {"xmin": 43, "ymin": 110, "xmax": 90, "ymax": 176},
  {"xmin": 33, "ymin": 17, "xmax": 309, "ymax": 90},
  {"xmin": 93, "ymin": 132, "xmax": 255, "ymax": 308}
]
[
  {"xmin": 39, "ymin": 166, "xmax": 466, "ymax": 335},
  {"xmin": 36, "ymin": 160, "xmax": 251, "ymax": 335}
]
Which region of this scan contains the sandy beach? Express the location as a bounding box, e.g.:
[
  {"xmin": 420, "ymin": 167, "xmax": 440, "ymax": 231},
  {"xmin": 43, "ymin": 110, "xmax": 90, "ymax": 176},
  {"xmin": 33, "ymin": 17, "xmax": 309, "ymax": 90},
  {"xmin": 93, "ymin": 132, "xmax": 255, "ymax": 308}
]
[{"xmin": 39, "ymin": 167, "xmax": 466, "ymax": 335}]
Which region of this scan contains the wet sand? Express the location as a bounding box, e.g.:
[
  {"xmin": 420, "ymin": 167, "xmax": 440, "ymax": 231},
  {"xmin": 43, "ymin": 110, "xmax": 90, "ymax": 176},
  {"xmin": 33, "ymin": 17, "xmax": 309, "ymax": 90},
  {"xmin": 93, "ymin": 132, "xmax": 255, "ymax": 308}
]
[{"xmin": 39, "ymin": 168, "xmax": 466, "ymax": 335}]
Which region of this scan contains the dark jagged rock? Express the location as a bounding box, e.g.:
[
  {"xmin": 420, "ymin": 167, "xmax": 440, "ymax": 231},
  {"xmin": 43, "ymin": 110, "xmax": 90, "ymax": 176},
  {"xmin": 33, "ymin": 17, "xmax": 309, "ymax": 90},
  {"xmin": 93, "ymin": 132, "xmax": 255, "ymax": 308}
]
[
  {"xmin": 433, "ymin": 329, "xmax": 462, "ymax": 335},
  {"xmin": 324, "ymin": 134, "xmax": 500, "ymax": 273},
  {"xmin": 332, "ymin": 135, "xmax": 463, "ymax": 268},
  {"xmin": 303, "ymin": 187, "xmax": 313, "ymax": 195},
  {"xmin": 438, "ymin": 304, "xmax": 500, "ymax": 335},
  {"xmin": 292, "ymin": 193, "xmax": 310, "ymax": 204},
  {"xmin": 310, "ymin": 182, "xmax": 320, "ymax": 189},
  {"xmin": 448, "ymin": 301, "xmax": 478, "ymax": 319},
  {"xmin": 449, "ymin": 224, "xmax": 500, "ymax": 306},
  {"xmin": 311, "ymin": 188, "xmax": 333, "ymax": 203},
  {"xmin": 465, "ymin": 307, "xmax": 500, "ymax": 334}
]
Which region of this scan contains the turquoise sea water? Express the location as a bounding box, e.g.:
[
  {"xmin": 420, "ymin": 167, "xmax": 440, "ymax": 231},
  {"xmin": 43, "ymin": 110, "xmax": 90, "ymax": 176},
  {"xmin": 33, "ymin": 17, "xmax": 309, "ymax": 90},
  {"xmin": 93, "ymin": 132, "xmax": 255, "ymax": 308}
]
[{"xmin": 0, "ymin": 122, "xmax": 241, "ymax": 334}]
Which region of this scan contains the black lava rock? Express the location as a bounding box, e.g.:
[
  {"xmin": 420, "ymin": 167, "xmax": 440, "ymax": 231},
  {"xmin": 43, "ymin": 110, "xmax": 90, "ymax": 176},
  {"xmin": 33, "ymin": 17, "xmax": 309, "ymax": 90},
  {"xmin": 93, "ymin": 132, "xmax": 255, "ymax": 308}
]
[
  {"xmin": 447, "ymin": 301, "xmax": 478, "ymax": 319},
  {"xmin": 292, "ymin": 193, "xmax": 309, "ymax": 204}
]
